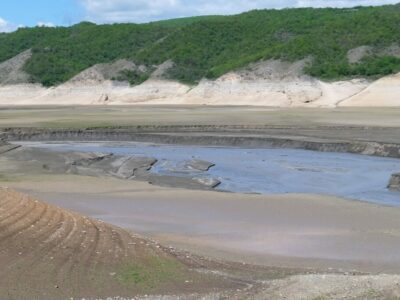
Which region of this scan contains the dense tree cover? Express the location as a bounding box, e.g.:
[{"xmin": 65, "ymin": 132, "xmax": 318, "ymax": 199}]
[
  {"xmin": 1, "ymin": 4, "xmax": 400, "ymax": 86},
  {"xmin": 24, "ymin": 23, "xmax": 170, "ymax": 86},
  {"xmin": 150, "ymin": 15, "xmax": 224, "ymax": 28}
]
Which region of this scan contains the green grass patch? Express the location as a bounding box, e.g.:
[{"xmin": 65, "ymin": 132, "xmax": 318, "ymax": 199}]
[
  {"xmin": 0, "ymin": 174, "xmax": 20, "ymax": 182},
  {"xmin": 116, "ymin": 256, "xmax": 187, "ymax": 289}
]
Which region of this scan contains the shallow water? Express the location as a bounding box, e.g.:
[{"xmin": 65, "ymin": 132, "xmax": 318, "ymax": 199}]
[{"xmin": 22, "ymin": 142, "xmax": 400, "ymax": 206}]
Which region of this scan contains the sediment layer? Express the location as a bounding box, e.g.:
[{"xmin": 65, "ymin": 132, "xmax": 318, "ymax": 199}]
[{"xmin": 2, "ymin": 127, "xmax": 400, "ymax": 159}]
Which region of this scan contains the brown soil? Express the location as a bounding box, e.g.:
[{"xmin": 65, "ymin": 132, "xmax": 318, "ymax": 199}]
[{"xmin": 0, "ymin": 188, "xmax": 237, "ymax": 299}]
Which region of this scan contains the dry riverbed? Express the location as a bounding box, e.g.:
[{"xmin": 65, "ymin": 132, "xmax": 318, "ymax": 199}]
[
  {"xmin": 4, "ymin": 174, "xmax": 400, "ymax": 299},
  {"xmin": 2, "ymin": 106, "xmax": 400, "ymax": 299}
]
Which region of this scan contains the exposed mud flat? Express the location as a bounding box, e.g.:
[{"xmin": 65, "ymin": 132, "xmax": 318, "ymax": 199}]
[
  {"xmin": 2, "ymin": 146, "xmax": 400, "ymax": 298},
  {"xmin": 9, "ymin": 176, "xmax": 400, "ymax": 300},
  {"xmin": 0, "ymin": 188, "xmax": 243, "ymax": 299},
  {"xmin": 2, "ymin": 105, "xmax": 400, "ymax": 298},
  {"xmin": 19, "ymin": 141, "xmax": 400, "ymax": 206},
  {"xmin": 6, "ymin": 187, "xmax": 400, "ymax": 299},
  {"xmin": 6, "ymin": 175, "xmax": 400, "ymax": 274},
  {"xmin": 0, "ymin": 144, "xmax": 220, "ymax": 190},
  {"xmin": 3, "ymin": 126, "xmax": 400, "ymax": 160}
]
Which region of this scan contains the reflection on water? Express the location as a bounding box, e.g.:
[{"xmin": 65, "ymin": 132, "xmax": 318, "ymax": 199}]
[{"xmin": 21, "ymin": 142, "xmax": 400, "ymax": 207}]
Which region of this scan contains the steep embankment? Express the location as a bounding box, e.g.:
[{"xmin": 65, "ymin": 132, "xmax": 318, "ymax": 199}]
[
  {"xmin": 0, "ymin": 5, "xmax": 400, "ymax": 106},
  {"xmin": 0, "ymin": 53, "xmax": 374, "ymax": 107},
  {"xmin": 0, "ymin": 188, "xmax": 228, "ymax": 299},
  {"xmin": 180, "ymin": 60, "xmax": 369, "ymax": 107}
]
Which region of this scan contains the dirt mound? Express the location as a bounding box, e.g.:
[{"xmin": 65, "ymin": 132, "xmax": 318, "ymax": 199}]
[
  {"xmin": 0, "ymin": 188, "xmax": 226, "ymax": 299},
  {"xmin": 380, "ymin": 43, "xmax": 400, "ymax": 57},
  {"xmin": 150, "ymin": 60, "xmax": 174, "ymax": 80},
  {"xmin": 0, "ymin": 50, "xmax": 32, "ymax": 85},
  {"xmin": 347, "ymin": 46, "xmax": 373, "ymax": 64},
  {"xmin": 347, "ymin": 44, "xmax": 400, "ymax": 64},
  {"xmin": 236, "ymin": 58, "xmax": 310, "ymax": 81},
  {"xmin": 68, "ymin": 59, "xmax": 144, "ymax": 85}
]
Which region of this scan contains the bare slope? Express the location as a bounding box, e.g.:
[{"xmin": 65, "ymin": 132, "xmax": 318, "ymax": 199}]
[
  {"xmin": 0, "ymin": 50, "xmax": 32, "ymax": 85},
  {"xmin": 183, "ymin": 59, "xmax": 368, "ymax": 107},
  {"xmin": 2, "ymin": 49, "xmax": 400, "ymax": 107},
  {"xmin": 340, "ymin": 72, "xmax": 400, "ymax": 106}
]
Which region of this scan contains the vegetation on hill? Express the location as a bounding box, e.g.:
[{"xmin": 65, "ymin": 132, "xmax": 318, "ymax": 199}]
[{"xmin": 0, "ymin": 4, "xmax": 400, "ymax": 86}]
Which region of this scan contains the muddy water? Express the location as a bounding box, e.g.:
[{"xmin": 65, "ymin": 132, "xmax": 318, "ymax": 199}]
[{"xmin": 22, "ymin": 141, "xmax": 400, "ymax": 206}]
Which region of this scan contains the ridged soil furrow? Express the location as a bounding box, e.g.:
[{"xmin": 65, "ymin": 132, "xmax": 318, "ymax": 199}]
[
  {"xmin": 0, "ymin": 189, "xmax": 201, "ymax": 298},
  {"xmin": 83, "ymin": 219, "xmax": 102, "ymax": 270},
  {"xmin": 24, "ymin": 208, "xmax": 64, "ymax": 258},
  {"xmin": 0, "ymin": 191, "xmax": 20, "ymax": 209},
  {"xmin": 40, "ymin": 209, "xmax": 67, "ymax": 245},
  {"xmin": 0, "ymin": 194, "xmax": 35, "ymax": 226},
  {"xmin": 0, "ymin": 202, "xmax": 48, "ymax": 253},
  {"xmin": 93, "ymin": 222, "xmax": 123, "ymax": 267},
  {"xmin": 3, "ymin": 209, "xmax": 61, "ymax": 282},
  {"xmin": 51, "ymin": 211, "xmax": 89, "ymax": 287},
  {"xmin": 0, "ymin": 192, "xmax": 34, "ymax": 218},
  {"xmin": 75, "ymin": 218, "xmax": 101, "ymax": 273},
  {"xmin": 23, "ymin": 211, "xmax": 77, "ymax": 285},
  {"xmin": 0, "ymin": 204, "xmax": 49, "ymax": 276},
  {"xmin": 60, "ymin": 216, "xmax": 100, "ymax": 288},
  {"xmin": 0, "ymin": 201, "xmax": 42, "ymax": 243},
  {"xmin": 56, "ymin": 214, "xmax": 94, "ymax": 284},
  {"xmin": 4, "ymin": 207, "xmax": 61, "ymax": 275}
]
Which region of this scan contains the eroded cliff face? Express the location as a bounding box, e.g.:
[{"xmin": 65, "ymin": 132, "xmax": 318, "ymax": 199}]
[{"xmin": 1, "ymin": 50, "xmax": 398, "ymax": 107}]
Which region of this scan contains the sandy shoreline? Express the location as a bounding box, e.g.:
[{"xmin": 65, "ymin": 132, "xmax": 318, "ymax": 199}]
[{"xmin": 3, "ymin": 174, "xmax": 400, "ymax": 274}]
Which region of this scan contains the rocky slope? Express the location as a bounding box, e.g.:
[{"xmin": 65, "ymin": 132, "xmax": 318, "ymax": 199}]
[{"xmin": 0, "ymin": 49, "xmax": 398, "ymax": 107}]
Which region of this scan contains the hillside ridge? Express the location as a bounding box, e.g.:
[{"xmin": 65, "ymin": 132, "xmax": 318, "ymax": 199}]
[{"xmin": 1, "ymin": 4, "xmax": 400, "ymax": 87}]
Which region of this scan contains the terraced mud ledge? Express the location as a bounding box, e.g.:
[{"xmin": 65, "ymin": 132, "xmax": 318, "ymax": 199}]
[{"xmin": 2, "ymin": 126, "xmax": 400, "ymax": 159}]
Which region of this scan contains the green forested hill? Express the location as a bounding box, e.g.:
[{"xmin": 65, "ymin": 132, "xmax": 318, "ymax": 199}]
[{"xmin": 1, "ymin": 4, "xmax": 400, "ymax": 86}]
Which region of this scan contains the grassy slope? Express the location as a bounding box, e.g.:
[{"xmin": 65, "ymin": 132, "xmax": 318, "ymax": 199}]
[{"xmin": 0, "ymin": 4, "xmax": 400, "ymax": 86}]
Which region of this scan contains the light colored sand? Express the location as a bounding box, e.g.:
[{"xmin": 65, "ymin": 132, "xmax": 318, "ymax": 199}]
[
  {"xmin": 1, "ymin": 50, "xmax": 399, "ymax": 107},
  {"xmin": 0, "ymin": 53, "xmax": 383, "ymax": 107},
  {"xmin": 340, "ymin": 72, "xmax": 400, "ymax": 106},
  {"xmin": 5, "ymin": 174, "xmax": 400, "ymax": 273},
  {"xmin": 0, "ymin": 77, "xmax": 369, "ymax": 107}
]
